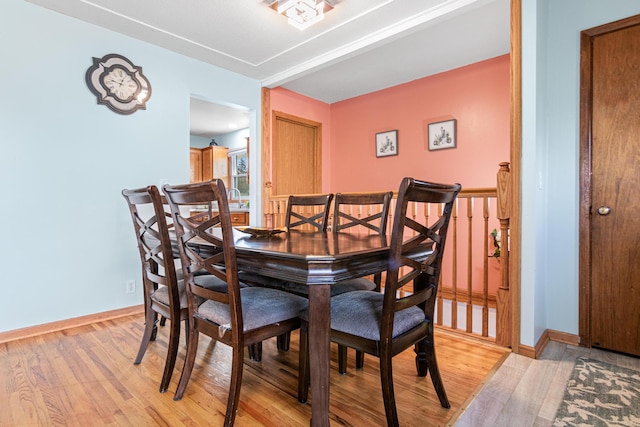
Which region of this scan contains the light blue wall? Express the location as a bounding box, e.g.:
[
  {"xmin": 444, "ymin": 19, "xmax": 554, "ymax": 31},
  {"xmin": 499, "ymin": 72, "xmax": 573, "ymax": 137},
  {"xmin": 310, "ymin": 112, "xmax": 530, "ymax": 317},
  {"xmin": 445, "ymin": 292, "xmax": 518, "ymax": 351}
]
[
  {"xmin": 189, "ymin": 128, "xmax": 251, "ymax": 149},
  {"xmin": 215, "ymin": 128, "xmax": 250, "ymax": 151},
  {"xmin": 0, "ymin": 0, "xmax": 261, "ymax": 332},
  {"xmin": 190, "ymin": 135, "xmax": 212, "ymax": 148},
  {"xmin": 191, "ymin": 128, "xmax": 250, "ymax": 150},
  {"xmin": 521, "ymin": 0, "xmax": 640, "ymax": 346}
]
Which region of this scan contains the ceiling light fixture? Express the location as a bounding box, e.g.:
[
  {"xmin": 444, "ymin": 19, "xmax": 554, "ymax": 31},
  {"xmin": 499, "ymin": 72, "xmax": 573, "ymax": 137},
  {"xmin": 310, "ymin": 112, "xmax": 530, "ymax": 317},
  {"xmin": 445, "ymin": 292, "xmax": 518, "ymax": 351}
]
[{"xmin": 270, "ymin": 0, "xmax": 334, "ymax": 30}]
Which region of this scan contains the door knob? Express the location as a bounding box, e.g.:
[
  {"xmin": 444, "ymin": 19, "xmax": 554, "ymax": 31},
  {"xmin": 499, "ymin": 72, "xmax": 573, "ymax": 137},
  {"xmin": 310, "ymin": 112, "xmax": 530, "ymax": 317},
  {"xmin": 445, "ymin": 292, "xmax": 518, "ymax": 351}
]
[{"xmin": 597, "ymin": 206, "xmax": 611, "ymax": 216}]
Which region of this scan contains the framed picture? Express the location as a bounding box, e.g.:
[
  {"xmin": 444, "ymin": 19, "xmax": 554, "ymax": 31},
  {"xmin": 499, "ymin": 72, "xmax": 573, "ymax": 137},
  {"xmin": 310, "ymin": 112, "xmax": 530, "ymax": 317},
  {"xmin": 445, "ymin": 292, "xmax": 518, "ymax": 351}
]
[
  {"xmin": 375, "ymin": 130, "xmax": 398, "ymax": 157},
  {"xmin": 427, "ymin": 119, "xmax": 456, "ymax": 151}
]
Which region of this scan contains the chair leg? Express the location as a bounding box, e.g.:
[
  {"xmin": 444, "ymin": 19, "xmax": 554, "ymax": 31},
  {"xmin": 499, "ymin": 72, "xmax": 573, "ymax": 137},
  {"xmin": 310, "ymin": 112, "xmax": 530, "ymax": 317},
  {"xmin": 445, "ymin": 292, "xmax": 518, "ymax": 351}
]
[
  {"xmin": 150, "ymin": 322, "xmax": 158, "ymax": 341},
  {"xmin": 248, "ymin": 342, "xmax": 262, "ymax": 361},
  {"xmin": 173, "ymin": 326, "xmax": 200, "ymax": 401},
  {"xmin": 277, "ymin": 332, "xmax": 291, "ymax": 351},
  {"xmin": 380, "ymin": 348, "xmax": 400, "ymax": 427},
  {"xmin": 417, "ymin": 338, "xmax": 450, "ymax": 408},
  {"xmin": 415, "ymin": 339, "xmax": 429, "ymax": 377},
  {"xmin": 134, "ymin": 309, "xmax": 158, "ymax": 364},
  {"xmin": 184, "ymin": 318, "xmax": 189, "ymax": 348},
  {"xmin": 224, "ymin": 344, "xmax": 245, "ymax": 427},
  {"xmin": 338, "ymin": 346, "xmax": 365, "ymax": 373},
  {"xmin": 297, "ymin": 324, "xmax": 310, "ymax": 403},
  {"xmin": 355, "ymin": 350, "xmax": 365, "ymax": 370},
  {"xmin": 159, "ymin": 315, "xmax": 167, "ymax": 327},
  {"xmin": 338, "ymin": 344, "xmax": 348, "ymax": 375},
  {"xmin": 158, "ymin": 317, "xmax": 181, "ymax": 393},
  {"xmin": 373, "ymin": 272, "xmax": 382, "ymax": 292}
]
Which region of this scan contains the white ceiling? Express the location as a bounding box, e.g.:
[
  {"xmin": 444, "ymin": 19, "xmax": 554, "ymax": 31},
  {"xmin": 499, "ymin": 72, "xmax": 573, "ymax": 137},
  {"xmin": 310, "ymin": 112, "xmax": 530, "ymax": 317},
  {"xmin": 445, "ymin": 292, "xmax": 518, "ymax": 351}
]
[
  {"xmin": 189, "ymin": 98, "xmax": 251, "ymax": 138},
  {"xmin": 26, "ymin": 0, "xmax": 510, "ymax": 137}
]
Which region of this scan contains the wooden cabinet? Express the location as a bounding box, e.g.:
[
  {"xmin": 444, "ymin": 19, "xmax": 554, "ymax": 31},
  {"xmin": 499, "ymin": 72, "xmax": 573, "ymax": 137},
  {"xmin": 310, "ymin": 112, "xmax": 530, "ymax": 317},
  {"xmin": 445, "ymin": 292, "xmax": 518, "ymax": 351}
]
[
  {"xmin": 190, "ymin": 146, "xmax": 229, "ymax": 185},
  {"xmin": 202, "ymin": 146, "xmax": 229, "ymax": 186},
  {"xmin": 189, "ymin": 210, "xmax": 248, "ymax": 226},
  {"xmin": 189, "ymin": 148, "xmax": 203, "ymax": 183},
  {"xmin": 230, "ymin": 211, "xmax": 248, "ymax": 226}
]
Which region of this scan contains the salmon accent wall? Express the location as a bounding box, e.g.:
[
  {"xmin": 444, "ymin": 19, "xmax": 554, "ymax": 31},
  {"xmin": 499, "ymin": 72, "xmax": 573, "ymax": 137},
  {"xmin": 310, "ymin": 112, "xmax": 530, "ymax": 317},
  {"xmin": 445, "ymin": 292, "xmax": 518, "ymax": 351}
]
[
  {"xmin": 270, "ymin": 56, "xmax": 509, "ymax": 297},
  {"xmin": 328, "ymin": 54, "xmax": 510, "ymax": 193},
  {"xmin": 271, "ymin": 54, "xmax": 509, "ymax": 194}
]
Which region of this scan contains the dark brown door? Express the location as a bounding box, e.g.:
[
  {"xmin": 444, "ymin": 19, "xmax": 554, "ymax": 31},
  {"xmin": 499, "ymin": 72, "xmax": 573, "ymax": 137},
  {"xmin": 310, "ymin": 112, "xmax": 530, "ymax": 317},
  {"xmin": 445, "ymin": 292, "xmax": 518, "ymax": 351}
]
[
  {"xmin": 580, "ymin": 15, "xmax": 640, "ymax": 356},
  {"xmin": 272, "ymin": 111, "xmax": 321, "ymax": 195}
]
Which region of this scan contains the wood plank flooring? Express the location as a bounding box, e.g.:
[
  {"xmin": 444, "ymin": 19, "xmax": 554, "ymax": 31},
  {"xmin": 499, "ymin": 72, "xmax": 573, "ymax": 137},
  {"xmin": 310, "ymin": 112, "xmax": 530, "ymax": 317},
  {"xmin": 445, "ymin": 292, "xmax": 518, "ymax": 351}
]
[
  {"xmin": 0, "ymin": 314, "xmax": 508, "ymax": 426},
  {"xmin": 456, "ymin": 339, "xmax": 640, "ymax": 427}
]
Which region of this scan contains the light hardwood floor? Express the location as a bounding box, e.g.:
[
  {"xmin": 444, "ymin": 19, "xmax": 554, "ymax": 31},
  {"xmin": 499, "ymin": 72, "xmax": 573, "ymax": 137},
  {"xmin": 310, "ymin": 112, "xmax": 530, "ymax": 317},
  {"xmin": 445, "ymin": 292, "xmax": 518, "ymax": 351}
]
[
  {"xmin": 1, "ymin": 314, "xmax": 507, "ymax": 426},
  {"xmin": 456, "ymin": 339, "xmax": 640, "ymax": 427},
  {"xmin": 1, "ymin": 313, "xmax": 637, "ymax": 426}
]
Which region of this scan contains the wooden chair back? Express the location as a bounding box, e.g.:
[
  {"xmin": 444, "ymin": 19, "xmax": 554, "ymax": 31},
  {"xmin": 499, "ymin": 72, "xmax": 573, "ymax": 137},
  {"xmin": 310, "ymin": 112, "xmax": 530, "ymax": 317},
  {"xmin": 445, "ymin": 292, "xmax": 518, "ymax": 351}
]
[
  {"xmin": 285, "ymin": 194, "xmax": 334, "ymax": 231},
  {"xmin": 121, "ymin": 185, "xmax": 183, "ymax": 392},
  {"xmin": 164, "ymin": 179, "xmax": 307, "ymax": 425},
  {"xmin": 297, "ymin": 178, "xmax": 461, "ymax": 425},
  {"xmin": 163, "ymin": 180, "xmax": 238, "ymax": 316},
  {"xmin": 122, "ymin": 186, "xmax": 180, "ymax": 310},
  {"xmin": 332, "ymin": 191, "xmax": 393, "ymax": 234},
  {"xmin": 383, "ymin": 178, "xmax": 461, "ymax": 332}
]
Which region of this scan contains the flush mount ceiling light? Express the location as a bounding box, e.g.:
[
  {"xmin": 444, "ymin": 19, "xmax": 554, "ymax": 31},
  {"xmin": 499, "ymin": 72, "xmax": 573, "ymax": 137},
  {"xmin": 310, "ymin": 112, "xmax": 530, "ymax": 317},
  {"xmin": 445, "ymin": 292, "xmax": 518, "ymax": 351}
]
[{"xmin": 269, "ymin": 0, "xmax": 334, "ymax": 30}]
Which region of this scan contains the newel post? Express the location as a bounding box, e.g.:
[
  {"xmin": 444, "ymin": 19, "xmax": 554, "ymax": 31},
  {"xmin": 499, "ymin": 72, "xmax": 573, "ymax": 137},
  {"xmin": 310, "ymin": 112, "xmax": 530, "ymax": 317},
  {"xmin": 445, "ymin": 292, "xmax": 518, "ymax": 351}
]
[{"xmin": 495, "ymin": 162, "xmax": 512, "ymax": 347}]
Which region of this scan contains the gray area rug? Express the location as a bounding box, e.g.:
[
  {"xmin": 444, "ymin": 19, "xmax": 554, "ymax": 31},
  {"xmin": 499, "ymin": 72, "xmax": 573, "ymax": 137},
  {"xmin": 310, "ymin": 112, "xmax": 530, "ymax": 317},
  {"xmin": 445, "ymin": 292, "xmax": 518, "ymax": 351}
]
[{"xmin": 553, "ymin": 357, "xmax": 640, "ymax": 427}]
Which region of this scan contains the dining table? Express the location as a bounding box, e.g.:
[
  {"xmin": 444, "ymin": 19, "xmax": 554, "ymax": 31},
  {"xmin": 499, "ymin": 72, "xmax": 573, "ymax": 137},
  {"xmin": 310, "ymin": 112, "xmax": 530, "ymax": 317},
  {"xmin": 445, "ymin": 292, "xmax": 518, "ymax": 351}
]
[{"xmin": 190, "ymin": 228, "xmax": 390, "ymax": 427}]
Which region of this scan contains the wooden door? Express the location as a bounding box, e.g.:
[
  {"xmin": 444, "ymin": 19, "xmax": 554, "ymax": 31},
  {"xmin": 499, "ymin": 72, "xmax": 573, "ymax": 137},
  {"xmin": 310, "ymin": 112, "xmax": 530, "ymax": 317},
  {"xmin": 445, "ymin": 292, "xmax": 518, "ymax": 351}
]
[
  {"xmin": 580, "ymin": 15, "xmax": 640, "ymax": 356},
  {"xmin": 272, "ymin": 111, "xmax": 321, "ymax": 195}
]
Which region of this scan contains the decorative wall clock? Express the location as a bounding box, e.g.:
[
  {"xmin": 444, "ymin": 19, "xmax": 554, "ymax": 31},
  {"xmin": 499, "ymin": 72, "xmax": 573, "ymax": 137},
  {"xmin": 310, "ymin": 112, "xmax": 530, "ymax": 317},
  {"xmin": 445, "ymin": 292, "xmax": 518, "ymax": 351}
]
[{"xmin": 85, "ymin": 53, "xmax": 151, "ymax": 115}]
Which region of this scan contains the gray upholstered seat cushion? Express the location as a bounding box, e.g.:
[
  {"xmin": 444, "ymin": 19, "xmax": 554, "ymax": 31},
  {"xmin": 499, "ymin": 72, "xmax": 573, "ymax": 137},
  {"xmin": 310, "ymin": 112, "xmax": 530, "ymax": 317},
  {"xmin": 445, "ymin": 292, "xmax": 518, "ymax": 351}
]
[
  {"xmin": 150, "ymin": 274, "xmax": 235, "ymax": 309},
  {"xmin": 239, "ymin": 271, "xmax": 376, "ymax": 297},
  {"xmin": 150, "ymin": 282, "xmax": 184, "ymax": 307},
  {"xmin": 176, "ymin": 266, "xmax": 217, "ymax": 281},
  {"xmin": 238, "ymin": 271, "xmax": 289, "ymax": 289},
  {"xmin": 300, "ymin": 290, "xmax": 426, "ymax": 341},
  {"xmin": 194, "ymin": 274, "xmax": 238, "ymax": 291},
  {"xmin": 277, "ymin": 278, "xmax": 377, "ymax": 297},
  {"xmin": 196, "ymin": 287, "xmax": 309, "ymax": 332},
  {"xmin": 330, "ymin": 278, "xmax": 377, "ymax": 295}
]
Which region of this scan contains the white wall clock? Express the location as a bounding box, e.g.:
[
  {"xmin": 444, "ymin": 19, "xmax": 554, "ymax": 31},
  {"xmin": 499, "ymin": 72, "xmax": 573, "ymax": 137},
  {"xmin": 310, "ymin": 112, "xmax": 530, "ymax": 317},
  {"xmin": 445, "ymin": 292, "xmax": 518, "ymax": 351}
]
[{"xmin": 85, "ymin": 53, "xmax": 151, "ymax": 115}]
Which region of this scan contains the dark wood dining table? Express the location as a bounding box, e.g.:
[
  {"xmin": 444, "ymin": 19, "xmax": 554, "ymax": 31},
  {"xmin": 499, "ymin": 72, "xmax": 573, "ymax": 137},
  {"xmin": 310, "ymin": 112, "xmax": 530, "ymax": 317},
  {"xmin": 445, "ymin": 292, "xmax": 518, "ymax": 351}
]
[{"xmin": 192, "ymin": 229, "xmax": 390, "ymax": 427}]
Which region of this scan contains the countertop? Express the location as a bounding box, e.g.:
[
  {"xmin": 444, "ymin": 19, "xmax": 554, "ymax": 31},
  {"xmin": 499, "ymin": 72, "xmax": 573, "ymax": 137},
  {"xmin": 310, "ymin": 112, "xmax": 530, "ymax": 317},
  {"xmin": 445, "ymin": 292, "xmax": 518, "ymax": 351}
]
[{"xmin": 190, "ymin": 205, "xmax": 249, "ymax": 214}]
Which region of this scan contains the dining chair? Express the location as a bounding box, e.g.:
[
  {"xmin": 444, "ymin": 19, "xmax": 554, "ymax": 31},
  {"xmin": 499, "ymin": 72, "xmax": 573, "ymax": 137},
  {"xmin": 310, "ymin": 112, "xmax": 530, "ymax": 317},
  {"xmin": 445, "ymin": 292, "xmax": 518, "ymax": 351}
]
[
  {"xmin": 164, "ymin": 180, "xmax": 308, "ymax": 427},
  {"xmin": 285, "ymin": 193, "xmax": 334, "ymax": 231},
  {"xmin": 332, "ymin": 191, "xmax": 394, "ymax": 289},
  {"xmin": 240, "ymin": 192, "xmax": 366, "ymax": 297},
  {"xmin": 298, "ymin": 178, "xmax": 461, "ymax": 427},
  {"xmin": 121, "ymin": 185, "xmax": 229, "ymax": 393},
  {"xmin": 238, "ymin": 193, "xmax": 333, "ymax": 352},
  {"xmin": 333, "ymin": 191, "xmax": 393, "ymax": 235},
  {"xmin": 332, "ymin": 191, "xmax": 394, "ymax": 374},
  {"xmin": 238, "ymin": 193, "xmax": 334, "ymax": 290}
]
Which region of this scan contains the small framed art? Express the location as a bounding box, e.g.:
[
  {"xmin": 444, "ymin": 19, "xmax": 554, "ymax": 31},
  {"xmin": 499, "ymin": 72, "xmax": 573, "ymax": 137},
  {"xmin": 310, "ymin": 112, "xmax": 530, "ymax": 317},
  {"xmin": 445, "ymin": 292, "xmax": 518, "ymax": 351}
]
[
  {"xmin": 427, "ymin": 119, "xmax": 456, "ymax": 151},
  {"xmin": 375, "ymin": 130, "xmax": 398, "ymax": 157}
]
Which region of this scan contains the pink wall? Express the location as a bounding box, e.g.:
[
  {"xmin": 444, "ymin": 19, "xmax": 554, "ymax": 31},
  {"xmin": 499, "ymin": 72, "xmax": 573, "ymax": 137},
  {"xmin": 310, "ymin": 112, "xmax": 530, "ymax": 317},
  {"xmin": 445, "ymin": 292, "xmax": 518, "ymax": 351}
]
[
  {"xmin": 327, "ymin": 54, "xmax": 510, "ymax": 193},
  {"xmin": 270, "ymin": 56, "xmax": 510, "ymax": 295},
  {"xmin": 271, "ymin": 55, "xmax": 509, "ymax": 194}
]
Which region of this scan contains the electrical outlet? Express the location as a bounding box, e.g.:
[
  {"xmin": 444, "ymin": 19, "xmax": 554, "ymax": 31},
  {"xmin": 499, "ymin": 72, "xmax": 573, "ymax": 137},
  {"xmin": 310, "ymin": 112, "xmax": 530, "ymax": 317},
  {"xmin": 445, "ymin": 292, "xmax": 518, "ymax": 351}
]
[{"xmin": 126, "ymin": 280, "xmax": 136, "ymax": 294}]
